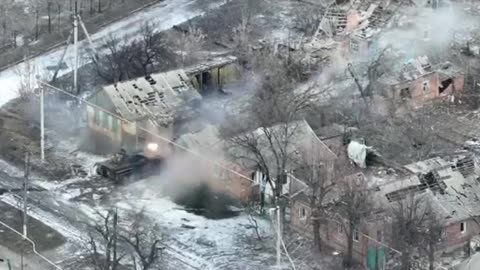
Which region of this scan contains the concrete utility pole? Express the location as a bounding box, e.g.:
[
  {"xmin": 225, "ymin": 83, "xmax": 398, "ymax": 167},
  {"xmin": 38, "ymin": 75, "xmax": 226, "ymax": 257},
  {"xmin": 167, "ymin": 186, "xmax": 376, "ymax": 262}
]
[
  {"xmin": 40, "ymin": 82, "xmax": 45, "ymax": 162},
  {"xmin": 73, "ymin": 1, "xmax": 79, "ymax": 95},
  {"xmin": 276, "ymin": 205, "xmax": 281, "ymax": 268},
  {"xmin": 21, "ymin": 151, "xmax": 30, "ymax": 270}
]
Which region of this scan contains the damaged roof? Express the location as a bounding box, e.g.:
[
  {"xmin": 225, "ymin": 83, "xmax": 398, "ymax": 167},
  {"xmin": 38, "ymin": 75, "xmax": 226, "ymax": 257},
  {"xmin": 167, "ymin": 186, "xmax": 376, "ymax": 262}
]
[
  {"xmin": 374, "ymin": 156, "xmax": 480, "ymax": 224},
  {"xmin": 103, "ymin": 69, "xmax": 201, "ymax": 127},
  {"xmin": 184, "ymin": 56, "xmax": 237, "ymax": 76},
  {"xmin": 379, "ymin": 55, "xmax": 463, "ymax": 85},
  {"xmin": 398, "ymin": 55, "xmax": 433, "ymax": 81},
  {"xmin": 434, "ymin": 61, "xmax": 464, "ymax": 81}
]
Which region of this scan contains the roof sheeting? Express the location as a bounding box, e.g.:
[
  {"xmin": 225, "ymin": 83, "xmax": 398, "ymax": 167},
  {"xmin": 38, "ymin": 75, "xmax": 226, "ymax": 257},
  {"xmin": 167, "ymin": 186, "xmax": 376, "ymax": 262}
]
[
  {"xmin": 103, "ymin": 69, "xmax": 201, "ymax": 127},
  {"xmin": 184, "ymin": 56, "xmax": 237, "ymax": 76},
  {"xmin": 374, "ymin": 156, "xmax": 480, "ymax": 224},
  {"xmin": 226, "ymin": 120, "xmax": 337, "ymax": 172}
]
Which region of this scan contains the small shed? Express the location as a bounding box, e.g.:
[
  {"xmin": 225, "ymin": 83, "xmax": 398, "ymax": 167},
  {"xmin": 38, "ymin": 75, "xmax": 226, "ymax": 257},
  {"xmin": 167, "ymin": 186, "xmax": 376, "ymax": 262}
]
[{"xmin": 184, "ymin": 56, "xmax": 240, "ymax": 94}]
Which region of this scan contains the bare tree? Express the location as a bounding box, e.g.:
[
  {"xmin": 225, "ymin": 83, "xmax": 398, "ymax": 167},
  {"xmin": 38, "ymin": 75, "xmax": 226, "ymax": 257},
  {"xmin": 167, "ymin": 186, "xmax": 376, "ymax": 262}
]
[
  {"xmin": 334, "ymin": 175, "xmax": 373, "ymax": 267},
  {"xmin": 87, "ymin": 209, "xmax": 164, "ymax": 270},
  {"xmin": 93, "ymin": 24, "xmax": 178, "ymax": 83},
  {"xmin": 169, "ymin": 26, "xmax": 206, "ymax": 66},
  {"xmin": 221, "ymin": 52, "xmax": 325, "ymax": 230},
  {"xmin": 421, "ymin": 205, "xmax": 443, "ymax": 270},
  {"xmin": 121, "ymin": 210, "xmax": 163, "ymax": 270},
  {"xmin": 347, "ymin": 46, "xmax": 392, "ymax": 105},
  {"xmin": 390, "ymin": 195, "xmax": 442, "ymax": 270},
  {"xmin": 293, "ymin": 3, "xmax": 325, "ymax": 36},
  {"xmin": 291, "ymin": 156, "xmax": 339, "ymax": 252},
  {"xmin": 15, "ymin": 54, "xmax": 37, "ymax": 101},
  {"xmin": 87, "ymin": 210, "xmax": 124, "ymax": 270},
  {"xmin": 130, "ymin": 22, "xmax": 176, "ymax": 76},
  {"xmin": 92, "ymin": 35, "xmax": 135, "ymax": 83}
]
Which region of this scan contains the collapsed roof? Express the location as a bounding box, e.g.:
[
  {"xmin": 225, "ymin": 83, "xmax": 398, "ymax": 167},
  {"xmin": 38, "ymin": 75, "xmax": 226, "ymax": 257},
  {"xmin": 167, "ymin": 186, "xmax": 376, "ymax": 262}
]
[{"xmin": 375, "ymin": 156, "xmax": 480, "ymax": 223}]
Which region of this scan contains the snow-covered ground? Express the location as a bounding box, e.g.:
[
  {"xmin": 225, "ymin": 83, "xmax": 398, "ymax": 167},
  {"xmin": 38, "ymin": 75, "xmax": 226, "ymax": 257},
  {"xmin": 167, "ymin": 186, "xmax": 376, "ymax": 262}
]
[
  {"xmin": 113, "ymin": 178, "xmax": 278, "ymax": 270},
  {"xmin": 0, "ymin": 149, "xmax": 280, "ymax": 270},
  {"xmin": 454, "ymin": 252, "xmax": 480, "ymax": 270},
  {"xmin": 0, "ymin": 0, "xmax": 225, "ymax": 107}
]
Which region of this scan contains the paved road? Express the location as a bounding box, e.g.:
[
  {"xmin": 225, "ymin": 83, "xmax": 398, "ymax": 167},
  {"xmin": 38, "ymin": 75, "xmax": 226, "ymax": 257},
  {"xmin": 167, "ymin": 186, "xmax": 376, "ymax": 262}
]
[{"xmin": 0, "ymin": 0, "xmax": 224, "ymax": 106}]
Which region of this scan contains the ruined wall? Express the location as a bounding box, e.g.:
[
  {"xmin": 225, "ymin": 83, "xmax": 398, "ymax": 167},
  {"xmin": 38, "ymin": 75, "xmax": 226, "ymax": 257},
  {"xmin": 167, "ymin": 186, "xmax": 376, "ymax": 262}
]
[
  {"xmin": 409, "ymin": 72, "xmax": 440, "ymax": 107},
  {"xmin": 453, "ymin": 75, "xmax": 465, "ymax": 94},
  {"xmin": 392, "ymin": 72, "xmax": 439, "ymax": 108}
]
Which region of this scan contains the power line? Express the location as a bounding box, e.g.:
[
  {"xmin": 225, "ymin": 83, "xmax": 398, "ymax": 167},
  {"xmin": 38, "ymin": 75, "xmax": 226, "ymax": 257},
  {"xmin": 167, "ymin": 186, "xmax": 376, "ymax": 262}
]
[
  {"xmin": 39, "ymin": 80, "xmax": 427, "ymax": 194},
  {"xmin": 38, "ymin": 81, "xmax": 257, "ymax": 185},
  {"xmin": 0, "ymin": 219, "xmax": 62, "ymax": 269}
]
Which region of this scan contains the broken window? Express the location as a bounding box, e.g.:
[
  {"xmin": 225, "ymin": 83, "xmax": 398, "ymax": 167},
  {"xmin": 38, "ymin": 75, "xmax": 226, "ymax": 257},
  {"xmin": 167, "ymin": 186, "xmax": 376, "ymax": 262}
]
[
  {"xmin": 439, "ymin": 78, "xmax": 453, "ymax": 94},
  {"xmin": 460, "ymin": 222, "xmax": 466, "ymax": 233},
  {"xmin": 400, "ymin": 87, "xmax": 412, "ymax": 99},
  {"xmin": 300, "ymin": 207, "xmax": 306, "ymax": 219},
  {"xmin": 423, "ymin": 81, "xmax": 430, "ymax": 95}
]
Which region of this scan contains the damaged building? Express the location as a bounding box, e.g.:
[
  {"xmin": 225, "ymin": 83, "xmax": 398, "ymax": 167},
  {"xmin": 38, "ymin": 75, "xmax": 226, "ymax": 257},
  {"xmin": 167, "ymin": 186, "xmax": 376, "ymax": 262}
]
[
  {"xmin": 380, "ymin": 56, "xmax": 464, "ymax": 108},
  {"xmin": 226, "ymin": 120, "xmax": 338, "ymax": 204},
  {"xmin": 309, "ymin": 0, "xmax": 397, "ymax": 57},
  {"xmin": 86, "ymin": 69, "xmax": 201, "ymax": 156},
  {"xmin": 290, "ymin": 155, "xmax": 480, "ymax": 269},
  {"xmin": 176, "ymin": 120, "xmax": 338, "ymax": 204},
  {"xmin": 184, "ymin": 55, "xmax": 240, "ymax": 94}
]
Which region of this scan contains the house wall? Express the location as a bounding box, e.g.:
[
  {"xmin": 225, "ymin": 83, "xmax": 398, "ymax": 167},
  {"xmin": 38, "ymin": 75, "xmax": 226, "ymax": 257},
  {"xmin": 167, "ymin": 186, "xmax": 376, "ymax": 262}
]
[
  {"xmin": 393, "ymin": 72, "xmax": 439, "ymax": 107},
  {"xmin": 441, "ymin": 219, "xmax": 480, "ymax": 252},
  {"xmin": 393, "ymin": 72, "xmax": 464, "ymax": 109},
  {"xmin": 214, "ymin": 163, "xmax": 254, "ymax": 204},
  {"xmin": 439, "ymin": 75, "xmax": 464, "ymax": 97},
  {"xmin": 290, "ymin": 200, "xmax": 371, "ymax": 265},
  {"xmin": 86, "ymin": 92, "xmax": 174, "ymax": 156},
  {"xmin": 86, "ymin": 104, "xmax": 123, "ymax": 153},
  {"xmin": 454, "ymin": 75, "xmax": 465, "ymax": 94}
]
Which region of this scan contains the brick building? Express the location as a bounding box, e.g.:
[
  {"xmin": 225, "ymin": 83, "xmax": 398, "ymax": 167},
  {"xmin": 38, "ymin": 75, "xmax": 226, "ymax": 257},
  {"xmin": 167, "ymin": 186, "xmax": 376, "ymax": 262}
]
[
  {"xmin": 290, "ymin": 155, "xmax": 480, "ymax": 269},
  {"xmin": 380, "ymin": 56, "xmax": 464, "ymax": 109}
]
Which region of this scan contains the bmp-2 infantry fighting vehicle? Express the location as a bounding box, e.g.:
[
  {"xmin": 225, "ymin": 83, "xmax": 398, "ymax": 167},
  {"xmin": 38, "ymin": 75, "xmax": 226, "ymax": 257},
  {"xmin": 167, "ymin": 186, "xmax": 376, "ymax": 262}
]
[{"xmin": 95, "ymin": 149, "xmax": 163, "ymax": 182}]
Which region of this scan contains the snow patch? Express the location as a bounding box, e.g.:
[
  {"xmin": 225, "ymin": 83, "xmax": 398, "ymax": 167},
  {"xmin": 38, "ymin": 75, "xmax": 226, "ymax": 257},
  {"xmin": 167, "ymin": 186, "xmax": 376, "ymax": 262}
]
[{"xmin": 0, "ymin": 0, "xmax": 225, "ymax": 106}]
